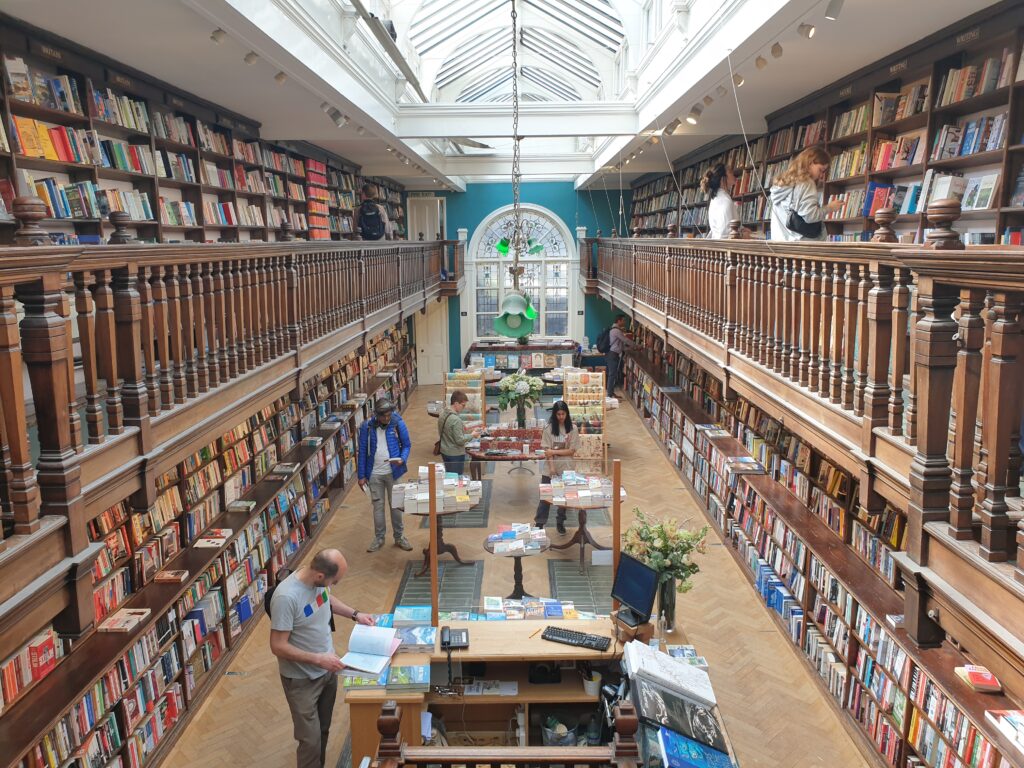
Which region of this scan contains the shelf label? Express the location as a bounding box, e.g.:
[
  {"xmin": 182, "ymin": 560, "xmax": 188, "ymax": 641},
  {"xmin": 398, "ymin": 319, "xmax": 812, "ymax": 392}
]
[
  {"xmin": 955, "ymin": 27, "xmax": 980, "ymax": 48},
  {"xmin": 37, "ymin": 43, "xmax": 63, "ymax": 61},
  {"xmin": 837, "ymin": 84, "xmax": 853, "ymax": 99},
  {"xmin": 888, "ymin": 59, "xmax": 908, "ymax": 76},
  {"xmin": 110, "ymin": 72, "xmax": 134, "ymax": 90},
  {"xmin": 169, "ymin": 95, "xmax": 186, "ymax": 109}
]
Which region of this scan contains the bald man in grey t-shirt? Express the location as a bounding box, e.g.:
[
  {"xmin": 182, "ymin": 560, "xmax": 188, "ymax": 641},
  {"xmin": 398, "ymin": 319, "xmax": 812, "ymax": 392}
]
[{"xmin": 270, "ymin": 549, "xmax": 373, "ymax": 768}]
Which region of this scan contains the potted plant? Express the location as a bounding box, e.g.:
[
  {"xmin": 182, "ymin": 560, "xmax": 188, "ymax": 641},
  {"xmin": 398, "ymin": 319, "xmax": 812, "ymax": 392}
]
[
  {"xmin": 622, "ymin": 509, "xmax": 708, "ymax": 631},
  {"xmin": 497, "ymin": 372, "xmax": 545, "ymax": 428}
]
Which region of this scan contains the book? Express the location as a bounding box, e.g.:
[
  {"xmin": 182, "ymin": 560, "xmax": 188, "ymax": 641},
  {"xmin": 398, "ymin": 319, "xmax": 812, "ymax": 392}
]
[
  {"xmin": 395, "ymin": 625, "xmax": 437, "ymax": 651},
  {"xmin": 984, "ymin": 710, "xmax": 1024, "ymax": 751},
  {"xmin": 154, "ymin": 569, "xmax": 190, "ymax": 583},
  {"xmin": 393, "ymin": 604, "xmax": 432, "ymax": 626},
  {"xmin": 624, "ymin": 640, "xmax": 717, "ymax": 707},
  {"xmin": 341, "ymin": 670, "xmax": 389, "ymax": 689},
  {"xmin": 98, "ymin": 607, "xmax": 151, "ymax": 633},
  {"xmin": 340, "ymin": 624, "xmax": 400, "ymax": 675},
  {"xmin": 657, "ymin": 726, "xmax": 734, "ymax": 768},
  {"xmin": 227, "ymin": 499, "xmax": 256, "ymax": 512},
  {"xmin": 386, "ymin": 662, "xmax": 431, "ymax": 691},
  {"xmin": 955, "ymin": 665, "xmax": 1002, "ymax": 693},
  {"xmin": 632, "ymin": 676, "xmax": 728, "ymax": 752}
]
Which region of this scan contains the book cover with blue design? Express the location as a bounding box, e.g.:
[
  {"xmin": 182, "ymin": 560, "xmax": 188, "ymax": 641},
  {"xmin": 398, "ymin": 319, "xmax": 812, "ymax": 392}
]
[{"xmin": 657, "ymin": 726, "xmax": 734, "ymax": 768}]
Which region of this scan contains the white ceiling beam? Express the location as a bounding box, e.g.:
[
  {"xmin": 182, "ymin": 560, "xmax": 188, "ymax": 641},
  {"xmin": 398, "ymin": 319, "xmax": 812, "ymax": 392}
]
[
  {"xmin": 396, "ymin": 102, "xmax": 636, "ymax": 138},
  {"xmin": 442, "ymin": 154, "xmax": 597, "ymax": 175}
]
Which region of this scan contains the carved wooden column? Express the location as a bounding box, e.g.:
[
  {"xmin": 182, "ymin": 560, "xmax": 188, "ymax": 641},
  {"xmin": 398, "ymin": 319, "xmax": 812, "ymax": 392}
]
[
  {"xmin": 245, "ymin": 258, "xmax": 261, "ymax": 367},
  {"xmin": 978, "ymin": 291, "xmax": 1022, "ymax": 562},
  {"xmin": 905, "ymin": 278, "xmax": 921, "ymax": 445},
  {"xmin": 888, "ymin": 268, "xmax": 911, "ymax": 435},
  {"xmin": 202, "ymin": 262, "xmax": 220, "ymax": 389},
  {"xmin": 137, "ymin": 266, "xmax": 161, "ymax": 416},
  {"xmin": 863, "ymin": 263, "xmax": 894, "ymax": 450},
  {"xmin": 58, "ymin": 282, "xmax": 82, "ymax": 452},
  {"xmin": 93, "ymin": 270, "xmax": 124, "ymax": 434},
  {"xmin": 723, "ymin": 253, "xmax": 737, "ymax": 352},
  {"xmin": 789, "ymin": 257, "xmax": 802, "ymax": 382},
  {"xmin": 773, "ymin": 257, "xmax": 786, "ymax": 372},
  {"xmin": 871, "ymin": 208, "xmax": 898, "ymax": 243},
  {"xmin": 853, "ymin": 265, "xmax": 871, "ymax": 415},
  {"xmin": 177, "ymin": 264, "xmax": 198, "ymax": 397},
  {"xmin": 210, "ymin": 261, "xmax": 228, "ymax": 385},
  {"xmin": 17, "ymin": 275, "xmax": 83, "ymax": 546},
  {"xmin": 286, "ymin": 254, "xmax": 301, "ymax": 351},
  {"xmin": 807, "ymin": 260, "xmax": 823, "ymax": 391},
  {"xmin": 150, "ymin": 267, "xmax": 173, "ymax": 410},
  {"xmin": 829, "ymin": 263, "xmax": 845, "ymax": 404},
  {"xmin": 842, "ymin": 264, "xmax": 858, "ymax": 410},
  {"xmin": 798, "ymin": 259, "xmax": 812, "ymax": 387},
  {"xmin": 189, "ymin": 262, "xmax": 209, "ymax": 393},
  {"xmin": 164, "ymin": 265, "xmax": 187, "ymax": 404},
  {"xmin": 224, "ymin": 260, "xmax": 241, "ymax": 377},
  {"xmin": 759, "ymin": 255, "xmax": 771, "ymax": 366},
  {"xmin": 948, "ymin": 288, "xmax": 985, "ymax": 540},
  {"xmin": 376, "ymin": 702, "xmax": 403, "ymax": 760},
  {"xmin": 0, "ymin": 286, "xmax": 41, "ymax": 535},
  {"xmin": 113, "ymin": 266, "xmax": 149, "ymax": 440},
  {"xmin": 73, "ymin": 272, "xmax": 103, "ymax": 444}
]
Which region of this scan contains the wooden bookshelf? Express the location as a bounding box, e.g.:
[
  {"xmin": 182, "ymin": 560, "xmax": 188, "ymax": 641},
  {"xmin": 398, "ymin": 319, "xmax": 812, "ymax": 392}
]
[
  {"xmin": 623, "ymin": 352, "xmax": 1024, "ymax": 768},
  {"xmin": 629, "ymin": 2, "xmax": 1024, "ymax": 245},
  {"xmin": 0, "ymin": 17, "xmax": 404, "ymax": 245}
]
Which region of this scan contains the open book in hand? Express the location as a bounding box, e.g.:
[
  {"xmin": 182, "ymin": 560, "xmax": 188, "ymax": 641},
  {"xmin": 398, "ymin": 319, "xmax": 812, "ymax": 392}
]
[{"xmin": 340, "ymin": 624, "xmax": 401, "ymax": 675}]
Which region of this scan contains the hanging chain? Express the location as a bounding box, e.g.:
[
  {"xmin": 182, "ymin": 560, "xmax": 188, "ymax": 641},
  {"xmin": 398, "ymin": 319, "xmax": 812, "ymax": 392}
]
[{"xmin": 510, "ymin": 0, "xmax": 523, "ymax": 291}]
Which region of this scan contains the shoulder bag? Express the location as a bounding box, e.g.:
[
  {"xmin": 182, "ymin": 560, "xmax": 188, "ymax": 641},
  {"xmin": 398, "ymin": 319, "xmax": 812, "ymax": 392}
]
[{"xmin": 433, "ymin": 413, "xmax": 452, "ymax": 456}]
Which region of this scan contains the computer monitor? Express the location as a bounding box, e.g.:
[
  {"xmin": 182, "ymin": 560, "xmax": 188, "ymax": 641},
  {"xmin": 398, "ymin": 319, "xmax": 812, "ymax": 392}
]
[{"xmin": 610, "ymin": 552, "xmax": 658, "ymax": 627}]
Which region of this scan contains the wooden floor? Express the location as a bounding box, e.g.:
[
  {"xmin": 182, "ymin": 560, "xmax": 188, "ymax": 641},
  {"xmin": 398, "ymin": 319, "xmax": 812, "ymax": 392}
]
[{"xmin": 163, "ymin": 383, "xmax": 869, "ymax": 768}]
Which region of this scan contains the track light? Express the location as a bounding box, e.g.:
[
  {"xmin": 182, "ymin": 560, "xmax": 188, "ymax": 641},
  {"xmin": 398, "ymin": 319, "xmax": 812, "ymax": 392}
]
[
  {"xmin": 771, "ymin": 42, "xmax": 783, "ymax": 58},
  {"xmin": 210, "ymin": 28, "xmax": 227, "ymax": 44},
  {"xmin": 624, "ymin": 157, "xmax": 631, "ymax": 165},
  {"xmin": 637, "ymin": 147, "xmax": 644, "ymax": 155},
  {"xmin": 274, "ymin": 71, "xmax": 288, "ymax": 84},
  {"xmin": 798, "ymin": 23, "xmax": 815, "ymax": 39},
  {"xmin": 825, "ymin": 0, "xmax": 843, "ymax": 21},
  {"xmin": 651, "ymin": 136, "xmax": 660, "ymax": 145},
  {"xmin": 732, "ymin": 73, "xmax": 744, "ymax": 87},
  {"xmin": 665, "ymin": 118, "xmax": 682, "ymax": 134},
  {"xmin": 756, "ymin": 55, "xmax": 767, "ymax": 70},
  {"xmin": 703, "ymin": 95, "xmax": 714, "ymax": 107},
  {"xmin": 686, "ymin": 103, "xmax": 703, "ymax": 125},
  {"xmin": 356, "ymin": 126, "xmax": 365, "ymax": 135},
  {"xmin": 244, "ymin": 51, "xmax": 259, "ymax": 65},
  {"xmin": 716, "ymin": 85, "xmax": 728, "ymax": 97},
  {"xmin": 329, "ymin": 110, "xmax": 348, "ymax": 128},
  {"xmin": 320, "ymin": 102, "xmax": 331, "ymax": 112}
]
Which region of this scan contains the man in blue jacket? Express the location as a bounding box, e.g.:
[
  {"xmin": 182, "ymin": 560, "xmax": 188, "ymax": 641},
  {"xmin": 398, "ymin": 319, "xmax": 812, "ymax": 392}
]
[{"xmin": 357, "ymin": 398, "xmax": 413, "ymax": 552}]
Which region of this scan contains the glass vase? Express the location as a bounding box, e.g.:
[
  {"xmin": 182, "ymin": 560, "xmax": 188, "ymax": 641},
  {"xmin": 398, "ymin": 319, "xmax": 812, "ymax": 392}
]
[
  {"xmin": 658, "ymin": 576, "xmax": 676, "ymax": 633},
  {"xmin": 516, "ymin": 401, "xmax": 527, "ymax": 428}
]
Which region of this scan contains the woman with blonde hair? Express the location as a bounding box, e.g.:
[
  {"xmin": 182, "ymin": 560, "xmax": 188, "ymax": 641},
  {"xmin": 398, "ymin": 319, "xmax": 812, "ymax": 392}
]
[{"xmin": 769, "ymin": 146, "xmax": 843, "ymax": 241}]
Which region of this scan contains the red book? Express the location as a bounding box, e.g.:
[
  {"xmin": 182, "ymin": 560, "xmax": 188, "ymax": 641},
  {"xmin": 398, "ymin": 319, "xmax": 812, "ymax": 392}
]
[
  {"xmin": 0, "ymin": 179, "xmax": 17, "ymax": 211},
  {"xmin": 27, "ymin": 629, "xmax": 56, "ymax": 681},
  {"xmin": 47, "ymin": 127, "xmax": 70, "ymax": 163},
  {"xmin": 955, "ymin": 665, "xmax": 1002, "ymax": 692}
]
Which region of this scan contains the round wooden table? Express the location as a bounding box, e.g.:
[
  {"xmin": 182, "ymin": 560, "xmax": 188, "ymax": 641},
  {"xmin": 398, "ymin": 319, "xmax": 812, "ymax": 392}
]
[
  {"xmin": 402, "ymin": 507, "xmax": 468, "ymax": 576},
  {"xmin": 483, "ymin": 537, "xmax": 551, "ymax": 600},
  {"xmin": 547, "ymin": 498, "xmax": 614, "ymax": 573},
  {"xmin": 466, "ymin": 447, "xmax": 540, "ymax": 476}
]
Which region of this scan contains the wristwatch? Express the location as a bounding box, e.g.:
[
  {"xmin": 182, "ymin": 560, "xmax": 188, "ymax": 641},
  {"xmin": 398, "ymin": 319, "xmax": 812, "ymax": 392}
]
[{"xmin": 351, "ymin": 610, "xmax": 360, "ymax": 622}]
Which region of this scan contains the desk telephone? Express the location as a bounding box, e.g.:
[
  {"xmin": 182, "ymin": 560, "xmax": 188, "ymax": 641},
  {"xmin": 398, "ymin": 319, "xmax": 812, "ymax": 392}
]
[{"xmin": 440, "ymin": 626, "xmax": 469, "ymax": 649}]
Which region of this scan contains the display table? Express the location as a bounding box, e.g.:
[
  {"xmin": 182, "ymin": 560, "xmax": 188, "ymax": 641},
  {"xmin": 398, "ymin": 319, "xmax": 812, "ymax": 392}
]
[
  {"xmin": 483, "ymin": 537, "xmax": 551, "ymax": 599},
  {"xmin": 541, "ymin": 477, "xmax": 623, "ymax": 572},
  {"xmin": 344, "ymin": 619, "xmax": 619, "ymax": 763},
  {"xmin": 404, "ymin": 506, "xmax": 467, "ymax": 576}
]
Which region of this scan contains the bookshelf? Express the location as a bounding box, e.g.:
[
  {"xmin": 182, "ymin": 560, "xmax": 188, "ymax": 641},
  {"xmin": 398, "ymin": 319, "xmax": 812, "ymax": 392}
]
[
  {"xmin": 362, "ymin": 176, "xmax": 406, "ymax": 238},
  {"xmin": 630, "ymin": 3, "xmax": 1024, "ymax": 245},
  {"xmin": 0, "ymin": 19, "xmax": 402, "ymax": 245},
  {"xmin": 622, "ymin": 352, "xmax": 1024, "ymax": 768},
  {"xmin": 1, "ymin": 322, "xmax": 417, "ymax": 768}
]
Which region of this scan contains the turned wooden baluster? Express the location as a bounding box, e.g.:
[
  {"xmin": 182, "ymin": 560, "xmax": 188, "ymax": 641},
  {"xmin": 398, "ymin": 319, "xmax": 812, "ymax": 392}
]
[
  {"xmin": 73, "ymin": 272, "xmax": 104, "ymax": 443},
  {"xmin": 829, "ymin": 263, "xmax": 845, "ymax": 404},
  {"xmin": 164, "ymin": 265, "xmax": 186, "ymax": 404},
  {"xmin": 759, "ymin": 255, "xmax": 771, "ymax": 366},
  {"xmin": 278, "ymin": 254, "xmax": 291, "ymax": 345},
  {"xmin": 286, "ymin": 254, "xmax": 300, "ymax": 350},
  {"xmin": 190, "ymin": 263, "xmax": 209, "ymax": 393},
  {"xmin": 853, "ymin": 265, "xmax": 871, "ymax": 416},
  {"xmin": 906, "ymin": 278, "xmax": 959, "ymax": 564},
  {"xmin": 150, "ymin": 267, "xmax": 172, "ymax": 410},
  {"xmin": 113, "ymin": 266, "xmax": 147, "ymax": 434},
  {"xmin": 798, "ymin": 259, "xmax": 813, "ymax": 387},
  {"xmin": 723, "ymin": 253, "xmax": 738, "ymax": 351},
  {"xmin": 973, "ymin": 292, "xmax": 995, "ymax": 516},
  {"xmin": 210, "ymin": 261, "xmax": 228, "ymax": 384},
  {"xmin": 716, "ymin": 253, "xmax": 727, "ymax": 340},
  {"xmin": 698, "ymin": 249, "xmax": 709, "ymax": 333},
  {"xmin": 789, "ymin": 257, "xmax": 802, "ymax": 382},
  {"xmin": 324, "ymin": 253, "xmax": 338, "ymax": 331},
  {"xmin": 137, "ymin": 266, "xmax": 160, "ymax": 417},
  {"xmin": 773, "ymin": 257, "xmax": 785, "ymax": 372},
  {"xmin": 58, "ymin": 282, "xmax": 81, "ymax": 451},
  {"xmin": 240, "ymin": 257, "xmax": 256, "ymax": 371},
  {"xmin": 293, "ymin": 254, "xmax": 306, "ymax": 344},
  {"xmin": 818, "ymin": 261, "xmax": 833, "ymax": 398},
  {"xmin": 733, "ymin": 253, "xmax": 746, "ymax": 355},
  {"xmin": 864, "ymin": 263, "xmax": 894, "ymax": 444},
  {"xmin": 247, "ymin": 258, "xmax": 262, "ymax": 366},
  {"xmin": 252, "ymin": 257, "xmax": 267, "ymax": 363},
  {"xmin": 177, "ymin": 264, "xmax": 198, "ymax": 397},
  {"xmin": 93, "ymin": 270, "xmax": 124, "ymax": 434},
  {"xmin": 311, "ymin": 252, "xmax": 324, "ymax": 338},
  {"xmin": 0, "ymin": 286, "xmax": 41, "ymax": 534},
  {"xmin": 781, "ymin": 257, "xmax": 794, "ymax": 378},
  {"xmin": 948, "ymin": 288, "xmax": 985, "ymax": 540},
  {"xmin": 747, "ymin": 253, "xmax": 760, "ymax": 359},
  {"xmin": 978, "ymin": 291, "xmax": 1023, "ymax": 562},
  {"xmin": 202, "ymin": 262, "xmax": 220, "ymax": 388},
  {"xmin": 905, "ymin": 279, "xmax": 920, "ymax": 444},
  {"xmin": 808, "ymin": 260, "xmax": 823, "ymax": 392},
  {"xmin": 223, "ymin": 260, "xmax": 240, "ymax": 379},
  {"xmin": 888, "ymin": 267, "xmax": 911, "ymax": 435},
  {"xmin": 842, "ymin": 264, "xmax": 858, "ymax": 410}
]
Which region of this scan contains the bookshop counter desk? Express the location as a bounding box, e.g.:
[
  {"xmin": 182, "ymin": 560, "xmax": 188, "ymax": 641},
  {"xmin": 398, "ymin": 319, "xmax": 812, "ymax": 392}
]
[{"xmin": 345, "ymin": 620, "xmax": 619, "ymax": 762}]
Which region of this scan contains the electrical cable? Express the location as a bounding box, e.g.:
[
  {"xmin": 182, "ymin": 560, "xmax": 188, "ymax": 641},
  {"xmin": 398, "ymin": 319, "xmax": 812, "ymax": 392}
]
[{"xmin": 653, "ymin": 118, "xmax": 708, "ymax": 237}]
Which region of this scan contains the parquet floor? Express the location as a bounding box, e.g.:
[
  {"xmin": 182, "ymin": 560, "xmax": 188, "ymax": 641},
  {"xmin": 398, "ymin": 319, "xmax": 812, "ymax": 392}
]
[{"xmin": 163, "ymin": 383, "xmax": 870, "ymax": 768}]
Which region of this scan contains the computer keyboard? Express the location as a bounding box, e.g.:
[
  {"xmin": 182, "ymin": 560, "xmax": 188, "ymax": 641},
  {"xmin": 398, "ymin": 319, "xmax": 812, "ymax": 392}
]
[{"xmin": 541, "ymin": 625, "xmax": 611, "ymax": 651}]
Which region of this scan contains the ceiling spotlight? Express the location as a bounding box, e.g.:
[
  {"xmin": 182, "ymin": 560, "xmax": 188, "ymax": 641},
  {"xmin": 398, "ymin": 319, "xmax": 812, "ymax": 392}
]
[
  {"xmin": 771, "ymin": 42, "xmax": 783, "ymax": 58},
  {"xmin": 638, "ymin": 147, "xmax": 644, "ymax": 155},
  {"xmin": 244, "ymin": 51, "xmax": 259, "ymax": 65},
  {"xmin": 386, "ymin": 146, "xmax": 393, "ymax": 152},
  {"xmin": 274, "ymin": 71, "xmax": 288, "ymax": 83},
  {"xmin": 210, "ymin": 28, "xmax": 227, "ymax": 44},
  {"xmin": 651, "ymin": 136, "xmax": 660, "ymax": 145},
  {"xmin": 756, "ymin": 55, "xmax": 768, "ymax": 70},
  {"xmin": 732, "ymin": 73, "xmax": 745, "ymax": 87},
  {"xmin": 825, "ymin": 0, "xmax": 844, "ymax": 20},
  {"xmin": 330, "ymin": 110, "xmax": 348, "ymax": 128},
  {"xmin": 703, "ymin": 95, "xmax": 714, "ymax": 106},
  {"xmin": 625, "ymin": 157, "xmax": 631, "ymax": 165},
  {"xmin": 665, "ymin": 117, "xmax": 682, "ymax": 134},
  {"xmin": 686, "ymin": 103, "xmax": 703, "ymax": 125},
  {"xmin": 356, "ymin": 125, "xmax": 365, "ymax": 135},
  {"xmin": 320, "ymin": 101, "xmax": 331, "ymax": 112},
  {"xmin": 716, "ymin": 85, "xmax": 728, "ymax": 97},
  {"xmin": 798, "ymin": 23, "xmax": 815, "ymax": 39}
]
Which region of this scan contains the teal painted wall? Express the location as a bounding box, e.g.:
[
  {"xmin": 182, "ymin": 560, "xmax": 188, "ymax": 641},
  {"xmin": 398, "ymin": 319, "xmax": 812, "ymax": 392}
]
[
  {"xmin": 584, "ymin": 294, "xmax": 617, "ymax": 347},
  {"xmin": 442, "ymin": 181, "xmax": 631, "ymax": 369}
]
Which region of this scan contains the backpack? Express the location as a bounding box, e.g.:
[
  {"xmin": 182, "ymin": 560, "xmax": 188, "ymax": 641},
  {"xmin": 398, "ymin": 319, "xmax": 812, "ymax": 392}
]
[
  {"xmin": 596, "ymin": 326, "xmax": 612, "ymax": 354},
  {"xmin": 358, "ymin": 200, "xmax": 386, "ymax": 240}
]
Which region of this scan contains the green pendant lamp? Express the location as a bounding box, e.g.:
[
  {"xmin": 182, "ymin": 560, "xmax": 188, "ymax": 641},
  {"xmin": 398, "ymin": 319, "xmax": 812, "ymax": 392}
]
[{"xmin": 494, "ymin": 289, "xmax": 538, "ymax": 337}]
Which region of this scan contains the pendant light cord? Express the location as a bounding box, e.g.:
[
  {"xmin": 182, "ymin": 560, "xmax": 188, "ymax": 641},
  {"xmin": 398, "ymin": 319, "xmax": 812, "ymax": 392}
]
[{"xmin": 510, "ymin": 0, "xmax": 523, "ymax": 291}]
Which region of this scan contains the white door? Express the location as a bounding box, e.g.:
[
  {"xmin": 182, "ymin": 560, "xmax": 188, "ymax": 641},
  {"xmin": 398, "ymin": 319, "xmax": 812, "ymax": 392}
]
[
  {"xmin": 408, "ymin": 197, "xmax": 444, "ymax": 241},
  {"xmin": 414, "ymin": 299, "xmax": 449, "ymax": 385}
]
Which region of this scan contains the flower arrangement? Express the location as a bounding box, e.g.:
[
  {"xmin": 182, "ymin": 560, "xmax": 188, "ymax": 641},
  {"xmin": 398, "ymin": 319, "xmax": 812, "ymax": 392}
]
[
  {"xmin": 623, "ymin": 508, "xmax": 708, "ymax": 592},
  {"xmin": 496, "ymin": 372, "xmax": 545, "ymax": 411}
]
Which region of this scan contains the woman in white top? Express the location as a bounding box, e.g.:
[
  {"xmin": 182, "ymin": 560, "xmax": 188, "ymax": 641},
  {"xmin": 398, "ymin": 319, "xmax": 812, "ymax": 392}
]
[
  {"xmin": 769, "ymin": 146, "xmax": 844, "ymax": 241},
  {"xmin": 703, "ymin": 163, "xmax": 744, "ymax": 239}
]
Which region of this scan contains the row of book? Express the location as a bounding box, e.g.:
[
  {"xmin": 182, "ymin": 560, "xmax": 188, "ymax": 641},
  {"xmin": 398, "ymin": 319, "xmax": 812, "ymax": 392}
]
[
  {"xmin": 931, "ymin": 112, "xmax": 1008, "ymax": 161},
  {"xmin": 935, "ymin": 46, "xmax": 1020, "ymax": 107},
  {"xmin": 828, "ymin": 141, "xmax": 868, "ymax": 182},
  {"xmin": 872, "ymin": 80, "xmax": 929, "ymax": 126},
  {"xmin": 831, "ymin": 102, "xmax": 870, "ymax": 140}
]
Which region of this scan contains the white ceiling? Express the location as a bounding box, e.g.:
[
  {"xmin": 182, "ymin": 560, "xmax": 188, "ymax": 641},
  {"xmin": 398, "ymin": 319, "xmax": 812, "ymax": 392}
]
[{"xmin": 0, "ymin": 0, "xmax": 1006, "ymax": 189}]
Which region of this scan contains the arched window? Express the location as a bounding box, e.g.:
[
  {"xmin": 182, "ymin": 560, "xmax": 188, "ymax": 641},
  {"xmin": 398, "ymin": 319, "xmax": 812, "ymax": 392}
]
[{"xmin": 470, "ymin": 206, "xmax": 575, "ymax": 339}]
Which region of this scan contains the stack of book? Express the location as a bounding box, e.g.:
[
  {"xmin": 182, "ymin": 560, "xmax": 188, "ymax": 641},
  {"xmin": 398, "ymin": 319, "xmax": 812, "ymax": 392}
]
[
  {"xmin": 487, "ymin": 524, "xmax": 549, "ymax": 555},
  {"xmin": 395, "ymin": 625, "xmax": 437, "ymax": 651},
  {"xmin": 539, "ymin": 471, "xmax": 627, "ymax": 507},
  {"xmin": 390, "ymin": 471, "xmax": 482, "ymax": 513}
]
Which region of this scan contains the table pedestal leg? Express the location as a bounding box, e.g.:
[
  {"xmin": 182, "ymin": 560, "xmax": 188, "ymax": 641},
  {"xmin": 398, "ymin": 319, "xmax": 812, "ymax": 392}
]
[
  {"xmin": 507, "ymin": 555, "xmax": 531, "ymax": 600},
  {"xmin": 549, "ymin": 509, "xmax": 609, "ymax": 573},
  {"xmin": 507, "ymin": 460, "xmax": 534, "ymax": 476},
  {"xmin": 415, "ymin": 516, "xmax": 468, "ymax": 577}
]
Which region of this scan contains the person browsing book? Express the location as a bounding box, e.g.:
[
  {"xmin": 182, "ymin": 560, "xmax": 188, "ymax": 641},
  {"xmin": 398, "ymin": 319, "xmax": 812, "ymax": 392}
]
[
  {"xmin": 535, "ymin": 401, "xmax": 580, "ymax": 535},
  {"xmin": 437, "ymin": 389, "xmax": 480, "ymax": 475},
  {"xmin": 769, "ymin": 146, "xmax": 843, "ymax": 241},
  {"xmin": 606, "ymin": 315, "xmax": 635, "ymax": 397},
  {"xmin": 357, "ymin": 398, "xmax": 413, "ymax": 552},
  {"xmin": 269, "ymin": 549, "xmax": 373, "ymax": 768},
  {"xmin": 702, "ymin": 163, "xmax": 750, "ymax": 239}
]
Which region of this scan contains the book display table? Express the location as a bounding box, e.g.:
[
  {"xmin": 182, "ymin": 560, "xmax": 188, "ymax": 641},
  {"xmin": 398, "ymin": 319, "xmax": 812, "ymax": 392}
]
[
  {"xmin": 540, "ymin": 474, "xmax": 624, "ymax": 572},
  {"xmin": 483, "ymin": 536, "xmax": 551, "ymax": 600}
]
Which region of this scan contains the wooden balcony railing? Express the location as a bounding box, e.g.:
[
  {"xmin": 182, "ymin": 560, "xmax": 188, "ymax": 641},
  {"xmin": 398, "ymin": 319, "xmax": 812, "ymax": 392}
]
[
  {"xmin": 585, "ymin": 202, "xmax": 1024, "ymax": 661},
  {"xmin": 0, "ymin": 238, "xmax": 455, "ymax": 557},
  {"xmin": 372, "ymin": 701, "xmax": 640, "ymax": 768}
]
